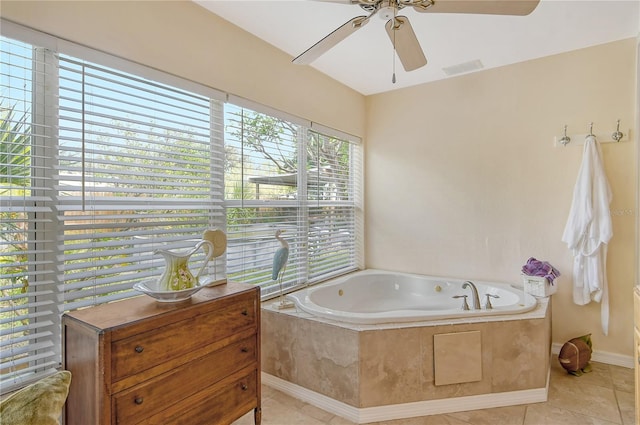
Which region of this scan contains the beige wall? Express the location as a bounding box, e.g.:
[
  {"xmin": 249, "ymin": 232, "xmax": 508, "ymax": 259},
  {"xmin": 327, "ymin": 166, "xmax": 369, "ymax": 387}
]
[
  {"xmin": 0, "ymin": 0, "xmax": 365, "ymax": 138},
  {"xmin": 366, "ymin": 39, "xmax": 637, "ymax": 357},
  {"xmin": 2, "ymin": 1, "xmax": 637, "ymax": 358}
]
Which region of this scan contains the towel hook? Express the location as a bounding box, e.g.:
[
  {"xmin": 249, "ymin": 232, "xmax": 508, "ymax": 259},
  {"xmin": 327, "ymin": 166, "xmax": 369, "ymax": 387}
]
[
  {"xmin": 611, "ymin": 119, "xmax": 623, "ymax": 142},
  {"xmin": 588, "ymin": 122, "xmax": 594, "ymax": 136},
  {"xmin": 559, "ymin": 125, "xmax": 571, "ymax": 146}
]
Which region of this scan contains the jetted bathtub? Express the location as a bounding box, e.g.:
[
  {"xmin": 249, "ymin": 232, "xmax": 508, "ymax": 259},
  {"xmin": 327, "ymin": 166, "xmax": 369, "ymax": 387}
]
[{"xmin": 286, "ymin": 269, "xmax": 538, "ymax": 324}]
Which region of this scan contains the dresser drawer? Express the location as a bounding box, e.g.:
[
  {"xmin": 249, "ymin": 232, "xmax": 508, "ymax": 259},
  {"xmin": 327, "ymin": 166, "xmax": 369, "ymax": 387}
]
[
  {"xmin": 139, "ymin": 370, "xmax": 258, "ymax": 425},
  {"xmin": 114, "ymin": 336, "xmax": 257, "ymax": 424},
  {"xmin": 112, "ymin": 294, "xmax": 256, "ymax": 380}
]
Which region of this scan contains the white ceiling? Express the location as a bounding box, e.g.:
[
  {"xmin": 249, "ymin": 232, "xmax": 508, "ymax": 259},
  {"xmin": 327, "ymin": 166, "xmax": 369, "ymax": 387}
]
[{"xmin": 195, "ymin": 0, "xmax": 639, "ymax": 95}]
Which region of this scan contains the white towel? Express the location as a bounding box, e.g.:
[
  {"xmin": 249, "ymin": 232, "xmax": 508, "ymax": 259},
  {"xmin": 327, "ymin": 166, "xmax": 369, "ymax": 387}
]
[{"xmin": 561, "ymin": 135, "xmax": 612, "ymax": 335}]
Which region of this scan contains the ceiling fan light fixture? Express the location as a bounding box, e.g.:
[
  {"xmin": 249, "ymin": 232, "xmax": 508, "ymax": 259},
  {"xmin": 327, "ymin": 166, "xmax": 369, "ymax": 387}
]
[
  {"xmin": 379, "ymin": 5, "xmax": 395, "ymax": 20},
  {"xmin": 378, "ymin": 0, "xmax": 397, "ymax": 20}
]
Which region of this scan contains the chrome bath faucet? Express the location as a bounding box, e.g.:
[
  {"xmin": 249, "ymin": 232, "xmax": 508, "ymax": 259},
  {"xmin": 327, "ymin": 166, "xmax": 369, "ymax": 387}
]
[{"xmin": 462, "ymin": 281, "xmax": 481, "ymax": 310}]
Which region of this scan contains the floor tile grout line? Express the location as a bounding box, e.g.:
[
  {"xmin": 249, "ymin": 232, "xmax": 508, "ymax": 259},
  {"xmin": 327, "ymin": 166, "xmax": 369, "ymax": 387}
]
[
  {"xmin": 608, "ymin": 363, "xmax": 626, "ymax": 425},
  {"xmin": 613, "ymin": 388, "xmax": 630, "ymax": 425}
]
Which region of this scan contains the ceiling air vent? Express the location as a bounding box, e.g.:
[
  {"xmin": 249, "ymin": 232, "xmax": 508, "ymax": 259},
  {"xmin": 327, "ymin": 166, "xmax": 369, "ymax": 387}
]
[{"xmin": 442, "ymin": 59, "xmax": 484, "ymax": 76}]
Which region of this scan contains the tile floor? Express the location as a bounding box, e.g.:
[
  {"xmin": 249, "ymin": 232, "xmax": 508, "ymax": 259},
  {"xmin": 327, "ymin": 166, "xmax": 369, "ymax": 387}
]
[{"xmin": 234, "ymin": 355, "xmax": 635, "ymax": 425}]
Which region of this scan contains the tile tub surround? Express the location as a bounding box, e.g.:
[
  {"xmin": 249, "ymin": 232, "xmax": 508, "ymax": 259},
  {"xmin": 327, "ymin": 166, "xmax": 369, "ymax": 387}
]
[{"xmin": 261, "ymin": 298, "xmax": 551, "ymax": 422}]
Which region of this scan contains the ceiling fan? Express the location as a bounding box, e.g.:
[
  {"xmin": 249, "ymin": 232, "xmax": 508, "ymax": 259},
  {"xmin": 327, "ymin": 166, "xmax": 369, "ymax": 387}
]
[{"xmin": 293, "ymin": 0, "xmax": 540, "ymax": 74}]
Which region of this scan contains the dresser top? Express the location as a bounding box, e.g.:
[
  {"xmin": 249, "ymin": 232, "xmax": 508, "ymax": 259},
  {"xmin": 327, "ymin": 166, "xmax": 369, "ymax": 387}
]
[{"xmin": 63, "ymin": 281, "xmax": 258, "ymax": 331}]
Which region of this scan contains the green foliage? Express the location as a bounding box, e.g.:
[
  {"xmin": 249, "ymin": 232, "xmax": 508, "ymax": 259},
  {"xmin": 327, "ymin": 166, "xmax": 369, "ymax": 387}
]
[
  {"xmin": 235, "ymin": 112, "xmax": 298, "ymax": 173},
  {"xmin": 89, "ymin": 120, "xmax": 211, "ymax": 198},
  {"xmin": 227, "ymin": 110, "xmax": 350, "ymax": 181},
  {"xmin": 0, "ymin": 101, "xmax": 32, "ymax": 338},
  {"xmin": 225, "ymin": 110, "xmax": 352, "ymax": 226},
  {"xmin": 0, "ymin": 104, "xmax": 31, "ymax": 192}
]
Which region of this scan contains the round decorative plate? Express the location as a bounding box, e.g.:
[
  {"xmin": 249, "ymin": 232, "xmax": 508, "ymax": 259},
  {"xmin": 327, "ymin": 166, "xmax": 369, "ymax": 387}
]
[{"xmin": 202, "ymin": 229, "xmax": 227, "ymax": 258}]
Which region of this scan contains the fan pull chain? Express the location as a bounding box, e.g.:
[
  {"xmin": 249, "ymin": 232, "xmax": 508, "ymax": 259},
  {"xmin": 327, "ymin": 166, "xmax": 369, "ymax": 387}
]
[{"xmin": 392, "ymin": 18, "xmax": 397, "ymax": 84}]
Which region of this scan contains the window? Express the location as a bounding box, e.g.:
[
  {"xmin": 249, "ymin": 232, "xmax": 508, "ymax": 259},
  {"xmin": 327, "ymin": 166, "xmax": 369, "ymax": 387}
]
[
  {"xmin": 224, "ymin": 102, "xmax": 362, "ymax": 298},
  {"xmin": 306, "ymin": 129, "xmax": 361, "ymax": 282},
  {"xmin": 0, "ymin": 22, "xmax": 362, "ymax": 392},
  {"xmin": 0, "ymin": 37, "xmax": 58, "ymax": 392},
  {"xmin": 56, "ymin": 55, "xmax": 225, "ymax": 311}
]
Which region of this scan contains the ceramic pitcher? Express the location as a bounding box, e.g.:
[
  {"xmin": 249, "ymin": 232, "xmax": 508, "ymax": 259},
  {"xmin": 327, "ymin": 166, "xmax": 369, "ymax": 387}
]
[{"xmin": 155, "ymin": 240, "xmax": 214, "ymax": 291}]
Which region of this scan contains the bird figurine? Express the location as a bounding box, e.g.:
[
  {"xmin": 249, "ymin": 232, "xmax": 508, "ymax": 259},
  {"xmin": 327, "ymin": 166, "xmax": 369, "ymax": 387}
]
[{"xmin": 272, "ymin": 229, "xmax": 294, "ymax": 309}]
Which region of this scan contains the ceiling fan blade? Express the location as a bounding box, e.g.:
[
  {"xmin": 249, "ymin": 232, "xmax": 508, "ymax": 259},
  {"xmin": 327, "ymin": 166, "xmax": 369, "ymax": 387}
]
[
  {"xmin": 385, "ymin": 16, "xmax": 427, "ymax": 72},
  {"xmin": 414, "ymin": 0, "xmax": 539, "ymax": 16},
  {"xmin": 293, "ymin": 16, "xmax": 369, "ymax": 65}
]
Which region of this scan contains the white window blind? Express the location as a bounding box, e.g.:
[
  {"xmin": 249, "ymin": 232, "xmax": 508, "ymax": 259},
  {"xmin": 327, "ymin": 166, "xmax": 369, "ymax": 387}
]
[
  {"xmin": 225, "ymin": 104, "xmax": 362, "ymax": 297},
  {"xmin": 307, "ymin": 131, "xmax": 361, "ymax": 282},
  {"xmin": 0, "ymin": 38, "xmax": 59, "ymax": 391},
  {"xmin": 56, "ymin": 55, "xmax": 226, "ymax": 311}
]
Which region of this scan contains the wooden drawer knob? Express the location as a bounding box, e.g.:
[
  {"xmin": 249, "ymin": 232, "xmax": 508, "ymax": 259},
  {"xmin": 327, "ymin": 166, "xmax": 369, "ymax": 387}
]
[
  {"xmin": 241, "ymin": 347, "xmax": 249, "ymax": 353},
  {"xmin": 134, "ymin": 397, "xmax": 144, "ymax": 405},
  {"xmin": 241, "ymin": 384, "xmax": 248, "ymax": 391},
  {"xmin": 241, "ymin": 309, "xmax": 248, "ymax": 316},
  {"xmin": 134, "ymin": 345, "xmax": 144, "ymax": 353}
]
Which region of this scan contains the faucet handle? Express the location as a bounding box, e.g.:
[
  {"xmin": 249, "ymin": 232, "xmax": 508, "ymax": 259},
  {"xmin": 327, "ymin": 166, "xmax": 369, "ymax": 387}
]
[
  {"xmin": 453, "ymin": 295, "xmax": 470, "ymax": 311},
  {"xmin": 483, "ymin": 294, "xmax": 500, "ymax": 309}
]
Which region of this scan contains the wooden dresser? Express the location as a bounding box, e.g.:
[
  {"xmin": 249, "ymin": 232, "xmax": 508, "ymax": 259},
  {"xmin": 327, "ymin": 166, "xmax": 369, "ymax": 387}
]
[{"xmin": 62, "ymin": 282, "xmax": 261, "ymax": 425}]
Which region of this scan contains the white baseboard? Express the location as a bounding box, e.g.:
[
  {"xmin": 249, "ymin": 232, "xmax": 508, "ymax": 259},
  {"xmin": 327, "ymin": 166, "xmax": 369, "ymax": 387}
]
[
  {"xmin": 262, "ymin": 372, "xmax": 548, "ymax": 424},
  {"xmin": 551, "ymin": 343, "xmax": 634, "ymax": 369}
]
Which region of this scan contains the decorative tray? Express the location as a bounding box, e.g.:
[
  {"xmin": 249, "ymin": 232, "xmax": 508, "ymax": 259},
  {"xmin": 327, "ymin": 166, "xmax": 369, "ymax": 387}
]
[
  {"xmin": 133, "ymin": 280, "xmax": 206, "ymax": 303},
  {"xmin": 133, "ymin": 276, "xmax": 228, "ymax": 303}
]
